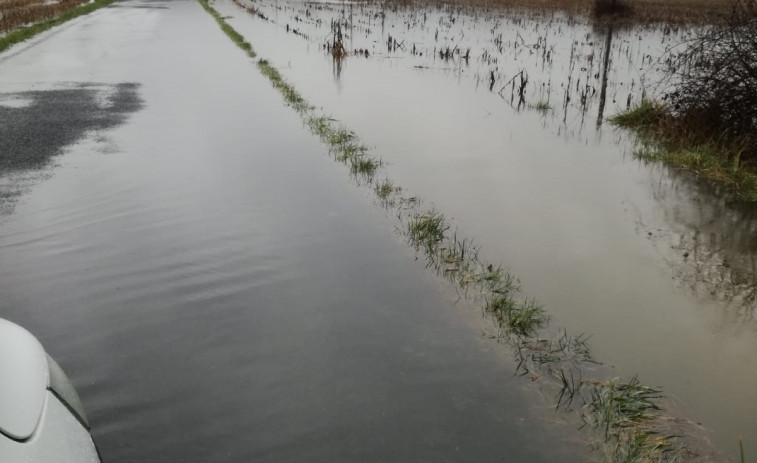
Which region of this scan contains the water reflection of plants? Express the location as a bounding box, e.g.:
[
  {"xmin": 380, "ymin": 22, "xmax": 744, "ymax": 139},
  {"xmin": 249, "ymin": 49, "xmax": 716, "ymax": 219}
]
[
  {"xmin": 637, "ymin": 164, "xmax": 757, "ymax": 323},
  {"xmin": 612, "ymin": 0, "xmax": 757, "ymax": 202},
  {"xmin": 231, "ymin": 0, "xmax": 692, "ymax": 138},
  {"xmin": 674, "ymin": 231, "xmax": 757, "ymax": 321},
  {"xmin": 200, "ymin": 1, "xmax": 715, "ymax": 460}
]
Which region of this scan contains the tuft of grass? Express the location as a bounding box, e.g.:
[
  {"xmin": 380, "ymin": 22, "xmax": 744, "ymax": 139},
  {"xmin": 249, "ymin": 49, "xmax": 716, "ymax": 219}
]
[
  {"xmin": 407, "ymin": 211, "xmax": 449, "ymax": 254},
  {"xmin": 306, "ymin": 116, "xmax": 331, "ymax": 137},
  {"xmin": 586, "ymin": 376, "xmax": 663, "ymax": 438},
  {"xmin": 633, "ymin": 142, "xmax": 757, "ymax": 201},
  {"xmin": 304, "ymin": 119, "xmax": 378, "ymax": 178},
  {"xmin": 485, "ymin": 295, "xmax": 518, "ymax": 326},
  {"xmin": 375, "ymin": 179, "xmax": 400, "ymax": 200},
  {"xmin": 612, "ymin": 429, "xmax": 678, "ymax": 463},
  {"xmin": 610, "ymin": 99, "xmax": 666, "ymax": 128},
  {"xmin": 257, "ymin": 59, "xmax": 311, "ymax": 112},
  {"xmin": 349, "ymin": 154, "xmax": 380, "ymax": 178},
  {"xmin": 613, "ymin": 101, "xmax": 757, "ymax": 201},
  {"xmin": 509, "ymin": 299, "xmax": 548, "ymax": 335},
  {"xmin": 0, "ymin": 0, "xmax": 118, "ymax": 55},
  {"xmin": 581, "ymin": 378, "xmax": 681, "ymax": 463},
  {"xmin": 534, "ymin": 101, "xmax": 551, "ymax": 112},
  {"xmin": 328, "ymin": 127, "xmax": 355, "ymax": 146},
  {"xmin": 375, "ymin": 180, "xmax": 394, "ymax": 199},
  {"xmin": 486, "ymin": 296, "xmax": 547, "ymax": 335},
  {"xmin": 488, "ymin": 270, "xmax": 520, "ymax": 295},
  {"xmin": 334, "ymin": 143, "xmax": 368, "ymax": 162}
]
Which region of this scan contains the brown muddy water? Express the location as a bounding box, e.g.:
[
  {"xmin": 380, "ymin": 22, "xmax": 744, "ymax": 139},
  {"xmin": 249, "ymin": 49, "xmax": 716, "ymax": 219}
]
[
  {"xmin": 212, "ymin": 0, "xmax": 757, "ymax": 460},
  {"xmin": 0, "ymin": 0, "xmax": 601, "ymax": 462}
]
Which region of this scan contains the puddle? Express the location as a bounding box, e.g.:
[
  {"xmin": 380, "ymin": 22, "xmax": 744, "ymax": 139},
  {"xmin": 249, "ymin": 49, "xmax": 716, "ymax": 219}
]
[{"xmin": 0, "ymin": 83, "xmax": 142, "ymax": 215}]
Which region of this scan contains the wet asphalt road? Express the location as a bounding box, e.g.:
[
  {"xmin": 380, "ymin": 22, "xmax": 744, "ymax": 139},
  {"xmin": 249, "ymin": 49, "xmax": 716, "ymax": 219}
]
[{"xmin": 0, "ymin": 83, "xmax": 142, "ymax": 171}]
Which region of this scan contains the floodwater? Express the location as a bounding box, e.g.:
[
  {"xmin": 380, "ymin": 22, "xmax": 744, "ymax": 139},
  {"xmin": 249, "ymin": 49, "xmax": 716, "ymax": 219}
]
[
  {"xmin": 212, "ymin": 0, "xmax": 757, "ymax": 460},
  {"xmin": 0, "ymin": 1, "xmax": 599, "ymax": 462}
]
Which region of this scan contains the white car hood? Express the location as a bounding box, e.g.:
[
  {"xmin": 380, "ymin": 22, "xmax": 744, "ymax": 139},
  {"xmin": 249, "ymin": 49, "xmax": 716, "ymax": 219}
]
[{"xmin": 0, "ymin": 318, "xmax": 50, "ymax": 440}]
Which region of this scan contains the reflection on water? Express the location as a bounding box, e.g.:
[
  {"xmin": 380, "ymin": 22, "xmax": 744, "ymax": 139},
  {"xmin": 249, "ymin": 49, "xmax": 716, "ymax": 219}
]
[
  {"xmin": 242, "ymin": 0, "xmax": 691, "ymax": 136},
  {"xmin": 638, "ymin": 163, "xmax": 757, "ymax": 324},
  {"xmin": 217, "ymin": 0, "xmax": 757, "ymax": 458},
  {"xmin": 226, "ymin": 0, "xmax": 757, "ymax": 330},
  {"xmin": 0, "ymin": 83, "xmax": 142, "ymax": 215},
  {"xmin": 595, "ymin": 24, "xmax": 613, "ymax": 128},
  {"xmin": 332, "ymin": 55, "xmax": 343, "ymax": 89}
]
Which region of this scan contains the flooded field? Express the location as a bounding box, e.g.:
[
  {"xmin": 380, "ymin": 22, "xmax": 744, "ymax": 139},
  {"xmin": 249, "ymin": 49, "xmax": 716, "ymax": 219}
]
[{"xmin": 211, "ymin": 0, "xmax": 757, "ymax": 459}]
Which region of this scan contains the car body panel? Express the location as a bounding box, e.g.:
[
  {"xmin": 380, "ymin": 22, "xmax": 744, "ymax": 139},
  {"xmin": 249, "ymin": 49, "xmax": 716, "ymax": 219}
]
[
  {"xmin": 0, "ymin": 318, "xmax": 49, "ymax": 441},
  {"xmin": 0, "ymin": 391, "xmax": 100, "ymax": 463},
  {"xmin": 47, "ymin": 355, "xmax": 89, "ymax": 428}
]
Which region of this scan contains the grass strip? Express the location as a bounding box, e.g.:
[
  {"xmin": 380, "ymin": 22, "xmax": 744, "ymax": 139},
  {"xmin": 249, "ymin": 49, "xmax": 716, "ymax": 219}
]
[
  {"xmin": 197, "ymin": 0, "xmax": 256, "ymax": 58},
  {"xmin": 0, "ymin": 0, "xmax": 118, "ymax": 55},
  {"xmin": 199, "ymin": 1, "xmax": 709, "ymax": 460},
  {"xmin": 611, "ymin": 100, "xmax": 757, "ymax": 202}
]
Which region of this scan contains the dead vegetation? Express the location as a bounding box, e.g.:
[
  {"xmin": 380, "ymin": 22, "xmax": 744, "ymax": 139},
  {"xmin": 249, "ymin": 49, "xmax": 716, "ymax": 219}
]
[
  {"xmin": 329, "ymin": 19, "xmax": 346, "ymax": 58},
  {"xmin": 0, "ymin": 0, "xmax": 89, "ymax": 33},
  {"xmin": 613, "ymin": 0, "xmax": 757, "ymax": 200},
  {"xmin": 370, "ymin": 0, "xmax": 733, "ymax": 24},
  {"xmin": 662, "ymin": 0, "xmax": 757, "ymax": 161}
]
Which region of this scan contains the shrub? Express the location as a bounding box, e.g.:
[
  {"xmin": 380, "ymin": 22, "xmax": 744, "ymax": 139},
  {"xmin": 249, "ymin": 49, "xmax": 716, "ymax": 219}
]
[{"xmin": 662, "ymin": 0, "xmax": 757, "ymax": 161}]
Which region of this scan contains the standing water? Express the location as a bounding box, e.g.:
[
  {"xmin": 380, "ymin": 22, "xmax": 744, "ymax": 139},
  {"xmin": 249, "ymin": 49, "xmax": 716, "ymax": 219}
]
[
  {"xmin": 0, "ymin": 0, "xmax": 602, "ymax": 461},
  {"xmin": 211, "ymin": 0, "xmax": 757, "ymax": 459}
]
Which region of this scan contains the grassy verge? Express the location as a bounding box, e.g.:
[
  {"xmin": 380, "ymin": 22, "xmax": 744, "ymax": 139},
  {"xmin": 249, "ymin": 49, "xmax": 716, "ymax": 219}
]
[
  {"xmin": 612, "ymin": 100, "xmax": 757, "ymax": 202},
  {"xmin": 197, "ymin": 0, "xmax": 256, "ymax": 59},
  {"xmin": 199, "ymin": 1, "xmax": 710, "ymax": 460},
  {"xmin": 0, "ymin": 0, "xmax": 118, "ymax": 55}
]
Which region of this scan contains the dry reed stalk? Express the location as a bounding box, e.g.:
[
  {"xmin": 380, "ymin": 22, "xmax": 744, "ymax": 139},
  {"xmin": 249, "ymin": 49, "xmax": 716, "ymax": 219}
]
[
  {"xmin": 370, "ymin": 0, "xmax": 733, "ymax": 24},
  {"xmin": 0, "ymin": 0, "xmax": 89, "ymax": 33}
]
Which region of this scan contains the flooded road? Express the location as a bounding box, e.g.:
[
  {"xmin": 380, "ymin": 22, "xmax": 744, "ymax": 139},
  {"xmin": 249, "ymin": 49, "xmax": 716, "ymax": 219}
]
[
  {"xmin": 0, "ymin": 0, "xmax": 596, "ymax": 461},
  {"xmin": 211, "ymin": 0, "xmax": 757, "ymax": 459}
]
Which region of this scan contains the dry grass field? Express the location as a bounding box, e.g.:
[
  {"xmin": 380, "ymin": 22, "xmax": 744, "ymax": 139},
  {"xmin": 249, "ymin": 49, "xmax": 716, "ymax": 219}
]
[
  {"xmin": 0, "ymin": 0, "xmax": 89, "ymax": 33},
  {"xmin": 0, "ymin": 0, "xmax": 736, "ymax": 35}
]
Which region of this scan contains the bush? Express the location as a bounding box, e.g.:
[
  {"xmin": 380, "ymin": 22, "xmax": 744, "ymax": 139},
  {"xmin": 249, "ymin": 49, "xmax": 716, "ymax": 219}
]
[
  {"xmin": 663, "ymin": 0, "xmax": 757, "ymax": 161},
  {"xmin": 593, "ymin": 0, "xmax": 632, "ymax": 17}
]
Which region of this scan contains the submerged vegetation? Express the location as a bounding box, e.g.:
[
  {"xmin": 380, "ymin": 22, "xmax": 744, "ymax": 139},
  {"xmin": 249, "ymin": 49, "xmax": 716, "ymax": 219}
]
[
  {"xmin": 613, "ymin": 100, "xmax": 757, "ymax": 202},
  {"xmin": 407, "ymin": 211, "xmax": 449, "ymax": 255},
  {"xmin": 0, "ymin": 0, "xmax": 117, "ymax": 54},
  {"xmin": 199, "ymin": 0, "xmax": 719, "ymax": 460},
  {"xmin": 198, "ymin": 0, "xmax": 257, "ymax": 59},
  {"xmin": 376, "ymin": 0, "xmax": 731, "ymax": 24},
  {"xmin": 485, "ymin": 296, "xmax": 546, "ymax": 335}
]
